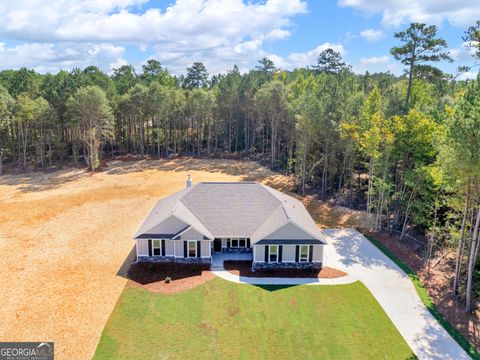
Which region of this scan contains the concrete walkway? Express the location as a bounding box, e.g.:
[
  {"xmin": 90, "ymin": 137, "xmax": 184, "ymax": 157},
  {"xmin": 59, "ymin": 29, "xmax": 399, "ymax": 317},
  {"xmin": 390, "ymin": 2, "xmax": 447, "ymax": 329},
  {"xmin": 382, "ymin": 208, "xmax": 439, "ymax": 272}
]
[
  {"xmin": 212, "ymin": 267, "xmax": 357, "ymax": 285},
  {"xmin": 211, "ymin": 228, "xmax": 470, "ymax": 360}
]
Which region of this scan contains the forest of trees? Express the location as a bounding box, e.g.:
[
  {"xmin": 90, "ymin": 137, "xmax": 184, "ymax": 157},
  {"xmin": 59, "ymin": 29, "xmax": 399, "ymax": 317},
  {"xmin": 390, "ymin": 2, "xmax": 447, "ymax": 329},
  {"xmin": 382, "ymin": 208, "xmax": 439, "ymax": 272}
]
[{"xmin": 1, "ymin": 22, "xmax": 480, "ymax": 311}]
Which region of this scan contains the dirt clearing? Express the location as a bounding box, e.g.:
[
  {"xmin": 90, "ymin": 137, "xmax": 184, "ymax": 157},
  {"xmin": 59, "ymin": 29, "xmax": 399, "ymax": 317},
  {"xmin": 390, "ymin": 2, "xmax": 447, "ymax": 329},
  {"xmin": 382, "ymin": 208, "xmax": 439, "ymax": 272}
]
[{"xmin": 0, "ymin": 158, "xmax": 364, "ymax": 359}]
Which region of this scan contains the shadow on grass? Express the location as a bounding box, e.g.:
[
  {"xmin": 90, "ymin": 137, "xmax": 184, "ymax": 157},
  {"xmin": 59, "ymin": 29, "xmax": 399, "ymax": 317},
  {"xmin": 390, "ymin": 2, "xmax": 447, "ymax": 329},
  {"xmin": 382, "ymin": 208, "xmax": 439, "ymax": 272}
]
[{"xmin": 253, "ymin": 284, "xmax": 298, "ymax": 292}]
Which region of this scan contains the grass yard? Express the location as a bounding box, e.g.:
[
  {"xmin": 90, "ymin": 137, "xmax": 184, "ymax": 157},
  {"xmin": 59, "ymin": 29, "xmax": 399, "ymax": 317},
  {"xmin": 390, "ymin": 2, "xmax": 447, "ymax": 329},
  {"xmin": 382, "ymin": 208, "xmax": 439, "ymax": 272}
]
[
  {"xmin": 0, "ymin": 158, "xmax": 367, "ymax": 359},
  {"xmin": 94, "ymin": 278, "xmax": 414, "ymax": 360}
]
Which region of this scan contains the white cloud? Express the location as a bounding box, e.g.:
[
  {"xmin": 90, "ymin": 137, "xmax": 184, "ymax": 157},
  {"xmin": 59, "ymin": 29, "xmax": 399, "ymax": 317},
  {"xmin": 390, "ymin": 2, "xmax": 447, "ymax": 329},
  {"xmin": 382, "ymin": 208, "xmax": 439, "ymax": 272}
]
[
  {"xmin": 352, "ymin": 55, "xmax": 396, "ymax": 74},
  {"xmin": 450, "ymin": 42, "xmax": 478, "ymax": 62},
  {"xmin": 457, "ymin": 70, "xmax": 478, "ymax": 80},
  {"xmin": 338, "ymin": 0, "xmax": 480, "ymax": 27},
  {"xmin": 267, "ymin": 43, "xmax": 346, "ymax": 70},
  {"xmin": 109, "ymin": 58, "xmax": 129, "ymax": 72},
  {"xmin": 359, "ymin": 29, "xmax": 384, "ymax": 42},
  {"xmin": 0, "ymin": 42, "xmax": 125, "ymax": 73},
  {"xmin": 0, "ymin": 0, "xmax": 308, "ymax": 74}
]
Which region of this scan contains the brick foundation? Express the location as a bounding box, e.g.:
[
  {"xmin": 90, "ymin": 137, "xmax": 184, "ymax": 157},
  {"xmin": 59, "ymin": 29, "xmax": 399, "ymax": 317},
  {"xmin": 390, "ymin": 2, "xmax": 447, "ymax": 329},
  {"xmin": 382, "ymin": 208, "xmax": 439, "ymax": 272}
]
[
  {"xmin": 138, "ymin": 256, "xmax": 211, "ymax": 265},
  {"xmin": 252, "ymin": 262, "xmax": 322, "ymax": 271}
]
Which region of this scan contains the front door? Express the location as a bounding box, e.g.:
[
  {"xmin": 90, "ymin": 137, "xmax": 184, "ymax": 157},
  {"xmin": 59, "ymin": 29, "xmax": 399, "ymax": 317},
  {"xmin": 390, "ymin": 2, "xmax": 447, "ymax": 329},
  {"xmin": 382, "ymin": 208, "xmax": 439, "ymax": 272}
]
[{"xmin": 213, "ymin": 238, "xmax": 222, "ymax": 252}]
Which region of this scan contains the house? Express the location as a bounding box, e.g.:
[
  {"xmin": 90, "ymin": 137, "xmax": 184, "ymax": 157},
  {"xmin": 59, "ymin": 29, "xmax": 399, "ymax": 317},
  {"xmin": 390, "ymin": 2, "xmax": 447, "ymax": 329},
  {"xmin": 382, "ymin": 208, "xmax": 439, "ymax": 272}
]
[{"xmin": 133, "ymin": 177, "xmax": 326, "ymax": 270}]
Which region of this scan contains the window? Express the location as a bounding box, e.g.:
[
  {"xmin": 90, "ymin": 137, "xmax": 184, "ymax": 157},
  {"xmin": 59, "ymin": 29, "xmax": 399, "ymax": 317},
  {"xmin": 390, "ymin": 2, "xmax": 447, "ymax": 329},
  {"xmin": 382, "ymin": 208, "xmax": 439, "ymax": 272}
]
[
  {"xmin": 300, "ymin": 245, "xmax": 309, "ymax": 262},
  {"xmin": 269, "ymin": 245, "xmax": 278, "ymax": 262},
  {"xmin": 188, "ymin": 240, "xmax": 196, "ymax": 258},
  {"xmin": 153, "ymin": 240, "xmax": 161, "ymax": 256},
  {"xmin": 230, "ymin": 237, "xmax": 247, "ymax": 248}
]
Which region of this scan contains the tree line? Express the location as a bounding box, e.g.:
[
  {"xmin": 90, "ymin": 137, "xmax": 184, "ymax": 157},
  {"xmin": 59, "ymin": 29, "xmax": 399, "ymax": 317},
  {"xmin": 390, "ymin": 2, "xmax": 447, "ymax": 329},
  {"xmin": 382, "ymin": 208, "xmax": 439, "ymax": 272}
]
[{"xmin": 1, "ymin": 22, "xmax": 480, "ymax": 312}]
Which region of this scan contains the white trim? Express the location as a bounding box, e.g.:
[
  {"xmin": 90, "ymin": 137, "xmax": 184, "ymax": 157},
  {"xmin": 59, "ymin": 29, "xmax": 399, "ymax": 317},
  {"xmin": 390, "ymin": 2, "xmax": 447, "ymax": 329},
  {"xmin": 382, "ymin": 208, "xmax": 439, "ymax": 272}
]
[
  {"xmin": 171, "ymin": 226, "xmax": 193, "ymax": 240},
  {"xmin": 268, "ymin": 245, "xmax": 278, "ymax": 263},
  {"xmin": 136, "ymin": 239, "xmax": 139, "ymax": 262},
  {"xmin": 173, "ymin": 212, "xmax": 213, "ymax": 240},
  {"xmin": 152, "ymin": 239, "xmax": 162, "ymax": 256},
  {"xmin": 187, "ymin": 240, "xmax": 197, "ymax": 258},
  {"xmin": 251, "ymin": 219, "xmax": 327, "ymax": 245},
  {"xmin": 299, "ymin": 245, "xmax": 309, "ymax": 262}
]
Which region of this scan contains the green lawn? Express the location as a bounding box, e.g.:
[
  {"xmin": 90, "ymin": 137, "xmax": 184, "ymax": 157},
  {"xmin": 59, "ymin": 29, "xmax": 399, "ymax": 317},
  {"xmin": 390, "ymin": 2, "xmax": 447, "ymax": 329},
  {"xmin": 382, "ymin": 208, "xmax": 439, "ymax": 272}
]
[{"xmin": 94, "ymin": 278, "xmax": 415, "ymax": 360}]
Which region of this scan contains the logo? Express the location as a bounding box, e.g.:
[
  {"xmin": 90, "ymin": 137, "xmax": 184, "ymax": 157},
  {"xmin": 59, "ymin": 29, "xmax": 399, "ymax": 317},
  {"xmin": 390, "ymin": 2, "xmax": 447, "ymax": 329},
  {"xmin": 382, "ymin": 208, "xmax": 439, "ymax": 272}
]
[{"xmin": 0, "ymin": 342, "xmax": 54, "ymax": 360}]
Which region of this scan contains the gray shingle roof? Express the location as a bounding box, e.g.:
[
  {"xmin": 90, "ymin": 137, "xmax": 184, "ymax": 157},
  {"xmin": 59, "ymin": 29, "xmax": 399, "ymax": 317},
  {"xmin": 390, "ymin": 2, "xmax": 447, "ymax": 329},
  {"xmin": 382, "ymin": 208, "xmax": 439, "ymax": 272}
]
[
  {"xmin": 255, "ymin": 239, "xmax": 325, "ymax": 245},
  {"xmin": 134, "ymin": 182, "xmax": 326, "ymax": 245},
  {"xmin": 181, "ymin": 182, "xmax": 280, "ymax": 237}
]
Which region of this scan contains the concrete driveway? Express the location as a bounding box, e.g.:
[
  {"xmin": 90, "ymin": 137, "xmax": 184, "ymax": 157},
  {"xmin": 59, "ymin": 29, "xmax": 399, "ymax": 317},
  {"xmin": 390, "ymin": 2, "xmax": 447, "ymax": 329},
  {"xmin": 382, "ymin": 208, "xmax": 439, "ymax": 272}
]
[{"xmin": 321, "ymin": 228, "xmax": 470, "ymax": 360}]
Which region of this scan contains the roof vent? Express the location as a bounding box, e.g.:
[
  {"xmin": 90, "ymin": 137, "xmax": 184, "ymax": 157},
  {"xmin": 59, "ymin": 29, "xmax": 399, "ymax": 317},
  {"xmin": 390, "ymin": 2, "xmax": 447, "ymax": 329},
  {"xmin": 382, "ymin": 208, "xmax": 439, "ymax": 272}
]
[{"xmin": 186, "ymin": 174, "xmax": 192, "ymax": 188}]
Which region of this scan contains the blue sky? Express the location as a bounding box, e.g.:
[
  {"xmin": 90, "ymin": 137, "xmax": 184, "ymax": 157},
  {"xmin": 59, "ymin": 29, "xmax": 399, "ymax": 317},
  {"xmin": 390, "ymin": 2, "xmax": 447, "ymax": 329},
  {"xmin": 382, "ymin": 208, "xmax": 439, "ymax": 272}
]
[{"xmin": 0, "ymin": 0, "xmax": 478, "ymax": 78}]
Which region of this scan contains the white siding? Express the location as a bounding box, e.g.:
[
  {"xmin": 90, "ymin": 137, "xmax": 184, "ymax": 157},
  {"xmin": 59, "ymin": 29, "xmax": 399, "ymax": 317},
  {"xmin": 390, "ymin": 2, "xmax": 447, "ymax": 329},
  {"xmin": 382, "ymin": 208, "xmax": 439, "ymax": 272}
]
[
  {"xmin": 252, "ymin": 243, "xmax": 324, "ymax": 263},
  {"xmin": 147, "ymin": 215, "xmax": 187, "ymax": 235},
  {"xmin": 254, "ymin": 245, "xmax": 265, "ymax": 262},
  {"xmin": 136, "ymin": 240, "xmax": 149, "ymax": 256},
  {"xmin": 180, "ymin": 227, "xmax": 204, "ymax": 240},
  {"xmin": 313, "ymin": 245, "xmax": 324, "ymax": 263},
  {"xmin": 281, "ymin": 245, "xmax": 296, "ymax": 262},
  {"xmin": 174, "ymin": 240, "xmax": 184, "ymax": 257},
  {"xmin": 263, "ymin": 222, "xmax": 315, "ymax": 240},
  {"xmin": 201, "ymin": 240, "xmax": 211, "ymax": 258},
  {"xmin": 221, "ymin": 238, "xmax": 227, "ymax": 248},
  {"xmin": 165, "ymin": 240, "xmax": 174, "ymax": 256}
]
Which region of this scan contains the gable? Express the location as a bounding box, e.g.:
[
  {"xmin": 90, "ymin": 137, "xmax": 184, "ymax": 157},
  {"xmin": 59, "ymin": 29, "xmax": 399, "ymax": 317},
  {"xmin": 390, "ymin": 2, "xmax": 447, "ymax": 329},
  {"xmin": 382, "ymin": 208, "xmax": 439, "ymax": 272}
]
[
  {"xmin": 178, "ymin": 227, "xmax": 205, "ymax": 240},
  {"xmin": 263, "ymin": 222, "xmax": 315, "ymax": 240},
  {"xmin": 140, "ymin": 215, "xmax": 187, "ymax": 237}
]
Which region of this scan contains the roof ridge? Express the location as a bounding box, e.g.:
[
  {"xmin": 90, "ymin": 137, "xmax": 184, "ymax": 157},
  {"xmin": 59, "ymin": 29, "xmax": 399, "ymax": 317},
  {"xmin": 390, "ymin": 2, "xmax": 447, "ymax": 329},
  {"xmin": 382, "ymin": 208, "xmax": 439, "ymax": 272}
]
[
  {"xmin": 249, "ymin": 203, "xmax": 289, "ymax": 240},
  {"xmin": 175, "ymin": 182, "xmax": 199, "ymax": 211}
]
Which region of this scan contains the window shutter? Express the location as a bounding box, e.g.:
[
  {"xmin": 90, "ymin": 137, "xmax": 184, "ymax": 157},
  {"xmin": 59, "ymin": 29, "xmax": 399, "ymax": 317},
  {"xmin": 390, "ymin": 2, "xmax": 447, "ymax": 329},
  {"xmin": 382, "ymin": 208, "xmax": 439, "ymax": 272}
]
[
  {"xmin": 227, "ymin": 238, "xmax": 231, "ymax": 248},
  {"xmin": 161, "ymin": 240, "xmax": 166, "ymax": 256},
  {"xmin": 183, "ymin": 241, "xmax": 187, "ymax": 258},
  {"xmin": 309, "ymin": 245, "xmax": 313, "ymax": 262},
  {"xmin": 197, "ymin": 241, "xmax": 201, "ymax": 258},
  {"xmin": 278, "ymin": 245, "xmax": 283, "ymax": 263},
  {"xmin": 264, "ymin": 245, "xmax": 269, "ymax": 263},
  {"xmin": 295, "ymin": 245, "xmax": 299, "ymax": 262},
  {"xmin": 247, "ymin": 238, "xmax": 251, "ymax": 248},
  {"xmin": 148, "ymin": 240, "xmax": 152, "ymax": 257}
]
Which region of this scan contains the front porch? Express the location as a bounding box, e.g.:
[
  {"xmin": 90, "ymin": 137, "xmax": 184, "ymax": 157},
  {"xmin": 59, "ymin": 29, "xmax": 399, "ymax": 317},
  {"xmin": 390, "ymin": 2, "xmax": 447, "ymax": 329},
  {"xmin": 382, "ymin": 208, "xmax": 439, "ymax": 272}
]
[{"xmin": 211, "ymin": 251, "xmax": 253, "ymax": 269}]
